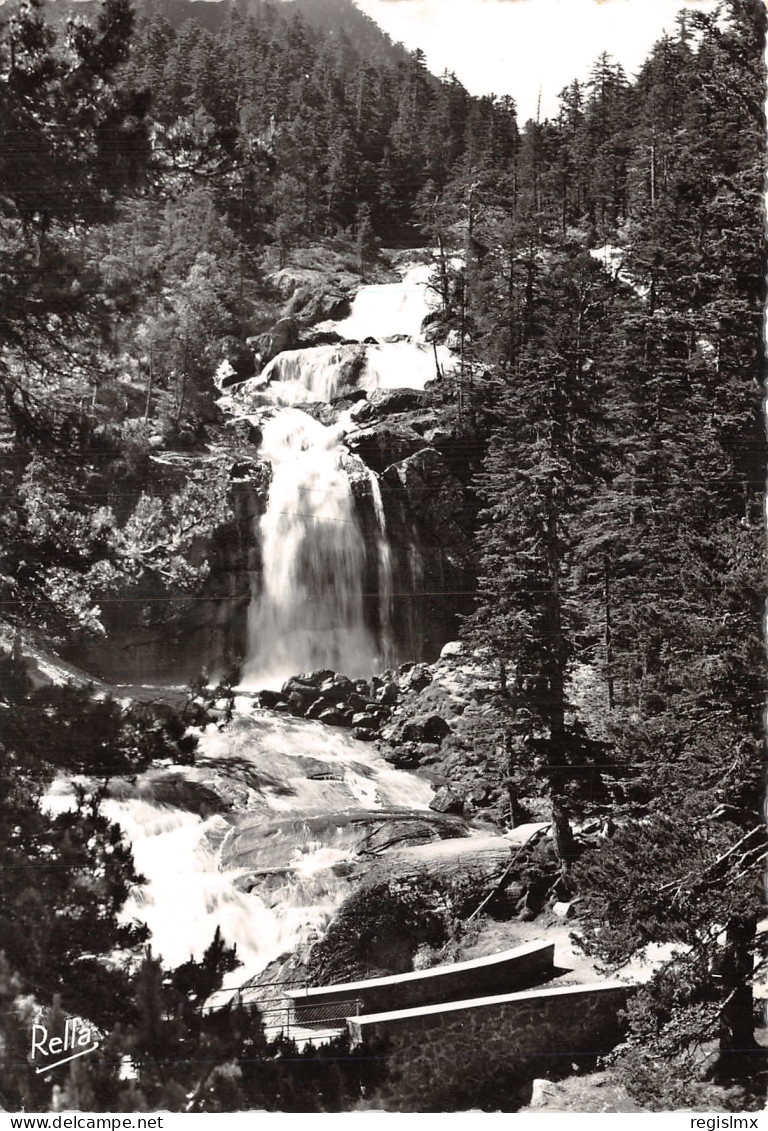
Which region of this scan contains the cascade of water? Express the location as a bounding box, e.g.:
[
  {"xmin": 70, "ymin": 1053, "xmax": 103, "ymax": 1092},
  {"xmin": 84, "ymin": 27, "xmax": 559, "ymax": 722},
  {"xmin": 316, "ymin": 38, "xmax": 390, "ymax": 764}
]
[
  {"xmin": 366, "ymin": 467, "xmax": 394, "ymax": 668},
  {"xmin": 102, "ymin": 796, "xmax": 353, "ymax": 991},
  {"xmin": 42, "ymin": 262, "xmax": 470, "ymax": 999},
  {"xmin": 331, "ymin": 263, "xmax": 436, "ymax": 342},
  {"xmin": 242, "ymin": 408, "xmax": 378, "ymax": 689},
  {"xmin": 258, "ymin": 347, "xmax": 347, "ymax": 404},
  {"xmin": 46, "ymin": 713, "xmax": 437, "ymax": 993},
  {"xmin": 99, "ymin": 800, "xmax": 270, "ymax": 972},
  {"xmin": 238, "ymin": 258, "xmax": 458, "ymax": 688},
  {"xmin": 361, "ymin": 341, "xmax": 449, "ymax": 392}
]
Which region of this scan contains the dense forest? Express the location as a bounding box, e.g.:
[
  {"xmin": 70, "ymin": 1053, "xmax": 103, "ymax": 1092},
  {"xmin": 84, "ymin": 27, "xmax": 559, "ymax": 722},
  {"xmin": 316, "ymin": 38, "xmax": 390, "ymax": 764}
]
[{"xmin": 0, "ymin": 0, "xmax": 765, "ymax": 1113}]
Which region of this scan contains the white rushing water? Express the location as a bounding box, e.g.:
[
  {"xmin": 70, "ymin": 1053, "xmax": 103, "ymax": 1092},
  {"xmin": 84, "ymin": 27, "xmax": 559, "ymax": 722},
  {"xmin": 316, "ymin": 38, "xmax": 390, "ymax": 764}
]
[
  {"xmin": 242, "ymin": 408, "xmax": 379, "ymax": 688},
  {"xmin": 330, "ymin": 263, "xmax": 438, "ymax": 342},
  {"xmin": 367, "ymin": 467, "xmax": 394, "ymax": 668},
  {"xmin": 45, "ymin": 712, "xmax": 436, "ymax": 996},
  {"xmin": 239, "ymin": 257, "xmax": 452, "ymax": 689},
  {"xmin": 257, "ymin": 346, "xmax": 348, "ymax": 404}
]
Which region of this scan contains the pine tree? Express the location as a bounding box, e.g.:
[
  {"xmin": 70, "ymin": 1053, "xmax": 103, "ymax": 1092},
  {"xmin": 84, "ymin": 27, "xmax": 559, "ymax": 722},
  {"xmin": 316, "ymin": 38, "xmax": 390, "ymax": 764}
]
[
  {"xmin": 354, "ymin": 202, "xmax": 378, "ymax": 280},
  {"xmin": 569, "ymin": 0, "xmax": 768, "ymax": 1084},
  {"xmin": 462, "ymin": 246, "xmax": 619, "ymax": 867},
  {"xmin": 0, "ymin": 0, "xmax": 150, "ymax": 441}
]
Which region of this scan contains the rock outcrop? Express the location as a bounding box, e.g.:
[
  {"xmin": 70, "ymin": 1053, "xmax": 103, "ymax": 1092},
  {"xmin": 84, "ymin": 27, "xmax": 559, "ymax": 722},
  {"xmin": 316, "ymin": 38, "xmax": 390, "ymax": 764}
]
[
  {"xmin": 347, "ymin": 424, "xmax": 430, "ymax": 474},
  {"xmin": 255, "ymin": 666, "xmax": 404, "ymax": 735},
  {"xmin": 254, "ymin": 316, "xmax": 298, "ymax": 365},
  {"xmin": 63, "ymin": 453, "xmax": 272, "ymax": 685},
  {"xmin": 383, "ymin": 447, "xmax": 469, "ymax": 556},
  {"xmin": 305, "ymin": 835, "xmax": 523, "ymax": 985}
]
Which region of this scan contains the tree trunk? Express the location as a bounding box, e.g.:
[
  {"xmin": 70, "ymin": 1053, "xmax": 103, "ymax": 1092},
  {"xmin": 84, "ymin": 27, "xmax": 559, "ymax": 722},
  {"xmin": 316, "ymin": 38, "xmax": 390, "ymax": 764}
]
[
  {"xmin": 437, "ymin": 232, "xmax": 449, "ymax": 307},
  {"xmin": 603, "ymin": 554, "xmax": 615, "ymax": 710},
  {"xmin": 144, "ymin": 348, "xmax": 154, "ymax": 421},
  {"xmin": 551, "ymin": 798, "xmax": 576, "ymax": 870},
  {"xmin": 718, "ymin": 913, "xmax": 759, "ymax": 1062},
  {"xmin": 544, "ymin": 483, "xmax": 574, "ymax": 872}
]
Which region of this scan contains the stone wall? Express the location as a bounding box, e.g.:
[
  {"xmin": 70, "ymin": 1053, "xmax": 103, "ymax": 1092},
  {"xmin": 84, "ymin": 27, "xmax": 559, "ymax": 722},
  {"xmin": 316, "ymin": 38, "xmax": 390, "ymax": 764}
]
[
  {"xmin": 347, "ymin": 980, "xmax": 634, "ymax": 1112},
  {"xmin": 287, "ymin": 941, "xmax": 555, "ymax": 1022}
]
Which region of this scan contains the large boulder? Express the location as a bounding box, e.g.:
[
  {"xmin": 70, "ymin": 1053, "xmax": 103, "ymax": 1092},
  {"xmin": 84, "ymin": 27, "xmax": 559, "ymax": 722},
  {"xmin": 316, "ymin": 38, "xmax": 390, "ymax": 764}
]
[
  {"xmin": 287, "ymin": 692, "xmax": 312, "ymax": 716},
  {"xmin": 296, "ymin": 401, "xmax": 338, "ymax": 427},
  {"xmin": 368, "ymin": 388, "xmax": 429, "ymax": 415},
  {"xmin": 256, "ymin": 316, "xmax": 298, "ymax": 364},
  {"xmin": 318, "ymin": 707, "xmax": 353, "ymax": 728},
  {"xmin": 429, "ymin": 785, "xmax": 464, "ymax": 816},
  {"xmin": 284, "ymin": 284, "xmax": 351, "ymax": 325},
  {"xmin": 318, "ymin": 674, "xmax": 356, "ymax": 701},
  {"xmin": 258, "ymin": 689, "xmax": 285, "ymax": 709},
  {"xmin": 296, "ymin": 669, "xmax": 336, "ymax": 686},
  {"xmin": 400, "ymin": 662, "xmax": 433, "ymax": 693},
  {"xmin": 331, "ymin": 388, "xmax": 368, "ymax": 409},
  {"xmin": 347, "ymin": 426, "xmax": 429, "ymax": 475},
  {"xmin": 385, "ymin": 743, "xmax": 423, "ymax": 768},
  {"xmin": 351, "ymin": 712, "xmax": 380, "ymax": 733},
  {"xmin": 383, "ymin": 713, "xmax": 451, "ymax": 748},
  {"xmin": 439, "ymin": 640, "xmax": 465, "ymax": 660},
  {"xmin": 107, "ymin": 775, "xmax": 229, "ymax": 818},
  {"xmin": 402, "ymin": 714, "xmax": 451, "ymax": 745},
  {"xmin": 282, "ymin": 675, "xmax": 320, "ymax": 695},
  {"xmin": 281, "ymin": 677, "xmax": 321, "ymax": 715},
  {"xmin": 376, "ymin": 681, "xmax": 400, "ymax": 706},
  {"xmin": 347, "ymin": 397, "xmax": 376, "ymax": 425},
  {"xmin": 305, "ymin": 699, "xmax": 328, "ymax": 720},
  {"xmin": 297, "ymin": 328, "xmax": 344, "ymax": 349},
  {"xmin": 356, "ymin": 815, "xmax": 466, "ymax": 856}
]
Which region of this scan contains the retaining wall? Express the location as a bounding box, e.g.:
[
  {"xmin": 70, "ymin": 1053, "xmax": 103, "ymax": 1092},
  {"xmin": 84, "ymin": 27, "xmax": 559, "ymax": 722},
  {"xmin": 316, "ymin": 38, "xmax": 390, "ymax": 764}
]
[
  {"xmin": 347, "ymin": 980, "xmax": 634, "ymax": 1111},
  {"xmin": 286, "ymin": 941, "xmax": 555, "ymax": 1022}
]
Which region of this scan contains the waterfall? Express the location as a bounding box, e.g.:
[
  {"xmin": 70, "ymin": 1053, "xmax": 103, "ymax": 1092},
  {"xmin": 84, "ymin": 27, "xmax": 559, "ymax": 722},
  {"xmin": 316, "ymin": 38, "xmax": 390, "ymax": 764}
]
[
  {"xmin": 242, "ymin": 408, "xmax": 378, "ymax": 689},
  {"xmin": 330, "ymin": 263, "xmax": 438, "ymax": 342},
  {"xmin": 362, "ymin": 341, "xmax": 447, "ymax": 392},
  {"xmin": 39, "ymin": 260, "xmax": 470, "ymax": 1000},
  {"xmin": 258, "ymin": 347, "xmax": 348, "ymax": 404},
  {"xmin": 367, "ymin": 467, "xmax": 394, "ymax": 668},
  {"xmin": 238, "ymin": 258, "xmax": 454, "ymax": 688},
  {"xmin": 44, "ymin": 259, "xmax": 473, "ymax": 998}
]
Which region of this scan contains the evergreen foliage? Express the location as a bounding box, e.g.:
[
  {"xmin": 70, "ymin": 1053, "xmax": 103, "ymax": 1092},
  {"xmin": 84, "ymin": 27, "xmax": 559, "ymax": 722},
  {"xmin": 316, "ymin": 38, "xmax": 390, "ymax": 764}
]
[
  {"xmin": 458, "ymin": 0, "xmax": 767, "ymax": 1090},
  {"xmin": 0, "ymin": 0, "xmax": 765, "ymax": 1111}
]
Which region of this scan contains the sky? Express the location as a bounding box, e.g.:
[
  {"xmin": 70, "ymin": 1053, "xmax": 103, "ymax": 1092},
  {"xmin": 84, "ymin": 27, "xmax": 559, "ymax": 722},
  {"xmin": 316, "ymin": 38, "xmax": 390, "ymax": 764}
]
[{"xmin": 353, "ymin": 0, "xmax": 719, "ymax": 123}]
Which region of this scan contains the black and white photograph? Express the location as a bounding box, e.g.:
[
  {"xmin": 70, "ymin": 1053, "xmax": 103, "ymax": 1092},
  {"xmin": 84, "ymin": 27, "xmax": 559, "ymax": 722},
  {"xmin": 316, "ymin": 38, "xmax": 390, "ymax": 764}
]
[{"xmin": 0, "ymin": 0, "xmax": 765, "ymax": 1116}]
